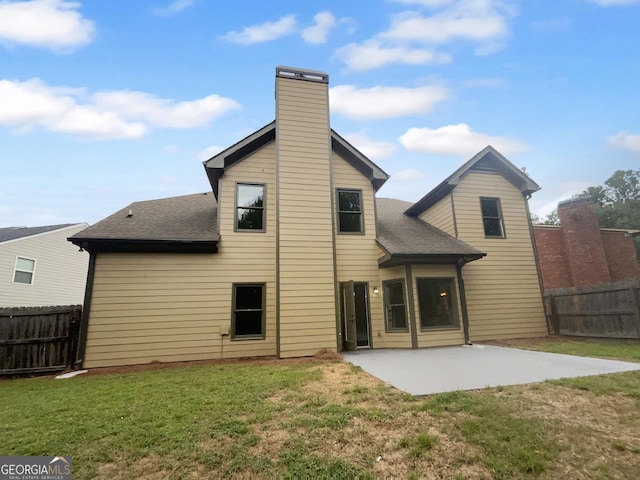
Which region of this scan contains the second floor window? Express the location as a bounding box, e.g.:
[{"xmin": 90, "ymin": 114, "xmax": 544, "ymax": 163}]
[
  {"xmin": 14, "ymin": 257, "xmax": 35, "ymax": 284},
  {"xmin": 337, "ymin": 189, "xmax": 363, "ymax": 233},
  {"xmin": 480, "ymin": 197, "xmax": 504, "ymax": 238},
  {"xmin": 236, "ymin": 183, "xmax": 265, "ymax": 231}
]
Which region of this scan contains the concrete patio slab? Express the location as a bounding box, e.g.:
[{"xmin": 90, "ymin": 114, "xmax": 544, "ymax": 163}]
[{"xmin": 342, "ymin": 345, "xmax": 640, "ymax": 396}]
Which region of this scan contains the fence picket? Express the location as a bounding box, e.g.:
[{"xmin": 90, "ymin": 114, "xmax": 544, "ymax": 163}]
[
  {"xmin": 544, "ymin": 281, "xmax": 640, "ymax": 339},
  {"xmin": 0, "ymin": 305, "xmax": 82, "ymax": 375}
]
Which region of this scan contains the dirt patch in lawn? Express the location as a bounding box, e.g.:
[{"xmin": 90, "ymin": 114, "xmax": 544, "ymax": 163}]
[
  {"xmin": 255, "ymin": 362, "xmax": 492, "ymax": 479},
  {"xmin": 496, "ymin": 382, "xmax": 640, "ymax": 479},
  {"xmin": 83, "ymin": 349, "xmax": 343, "ymax": 377}
]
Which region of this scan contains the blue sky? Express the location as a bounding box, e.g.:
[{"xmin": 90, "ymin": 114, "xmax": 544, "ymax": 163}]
[{"xmin": 1, "ymin": 0, "xmax": 639, "ymax": 227}]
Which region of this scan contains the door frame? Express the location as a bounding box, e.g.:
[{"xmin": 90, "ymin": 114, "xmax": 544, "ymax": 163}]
[{"xmin": 340, "ymin": 280, "xmax": 372, "ymax": 350}]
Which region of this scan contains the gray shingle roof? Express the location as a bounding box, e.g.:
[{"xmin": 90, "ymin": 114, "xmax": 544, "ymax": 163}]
[
  {"xmin": 70, "ymin": 193, "xmax": 218, "ymax": 242},
  {"xmin": 0, "ymin": 224, "xmax": 76, "ymax": 243},
  {"xmin": 69, "ymin": 193, "xmax": 480, "ymax": 263},
  {"xmin": 376, "ymin": 198, "xmax": 484, "ymax": 259}
]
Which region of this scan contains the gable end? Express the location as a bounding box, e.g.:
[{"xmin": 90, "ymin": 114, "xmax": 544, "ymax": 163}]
[{"xmin": 405, "ymin": 146, "xmax": 540, "ymax": 217}]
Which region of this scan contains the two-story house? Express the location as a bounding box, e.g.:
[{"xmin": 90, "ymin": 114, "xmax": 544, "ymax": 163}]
[{"xmin": 69, "ymin": 66, "xmax": 547, "ymax": 368}]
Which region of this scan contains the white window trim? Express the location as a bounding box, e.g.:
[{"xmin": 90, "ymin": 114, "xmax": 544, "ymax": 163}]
[{"xmin": 13, "ymin": 256, "xmax": 36, "ymax": 285}]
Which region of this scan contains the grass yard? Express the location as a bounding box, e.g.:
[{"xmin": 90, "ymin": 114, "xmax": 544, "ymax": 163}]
[{"xmin": 1, "ymin": 338, "xmax": 640, "ymax": 479}]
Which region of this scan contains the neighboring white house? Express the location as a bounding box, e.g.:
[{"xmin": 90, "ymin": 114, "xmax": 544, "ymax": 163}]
[{"xmin": 0, "ymin": 224, "xmax": 89, "ymax": 307}]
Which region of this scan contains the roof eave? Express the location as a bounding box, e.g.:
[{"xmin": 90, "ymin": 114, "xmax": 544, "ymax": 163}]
[
  {"xmin": 68, "ymin": 237, "xmax": 219, "ymax": 254},
  {"xmin": 404, "ymin": 145, "xmax": 540, "ymax": 217},
  {"xmin": 378, "ymin": 252, "xmax": 486, "ymax": 268},
  {"xmin": 330, "ymin": 130, "xmax": 390, "ymax": 192},
  {"xmin": 203, "ymin": 122, "xmax": 277, "ymax": 198}
]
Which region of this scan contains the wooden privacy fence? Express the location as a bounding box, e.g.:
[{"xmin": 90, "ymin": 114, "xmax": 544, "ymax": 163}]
[
  {"xmin": 545, "ymin": 280, "xmax": 640, "ymax": 339},
  {"xmin": 0, "ymin": 305, "xmax": 82, "ymax": 375}
]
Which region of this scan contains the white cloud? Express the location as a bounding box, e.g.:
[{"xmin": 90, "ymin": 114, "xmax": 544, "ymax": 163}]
[
  {"xmin": 221, "ymin": 15, "xmax": 297, "ymax": 45},
  {"xmin": 153, "ymin": 0, "xmax": 195, "ymax": 17},
  {"xmin": 392, "ymin": 169, "xmax": 426, "ymax": 181},
  {"xmin": 335, "ymin": 0, "xmax": 515, "ymax": 70},
  {"xmin": 335, "ymin": 40, "xmax": 450, "ymax": 71},
  {"xmin": 50, "ymin": 105, "xmax": 147, "ymax": 139},
  {"xmin": 302, "ymin": 11, "xmax": 336, "ymax": 44},
  {"xmin": 343, "ymin": 133, "xmax": 396, "ymax": 160},
  {"xmin": 381, "ymin": 6, "xmax": 510, "ymax": 46},
  {"xmin": 607, "ymin": 131, "xmax": 640, "ymax": 154},
  {"xmin": 198, "ymin": 145, "xmax": 224, "ymax": 161},
  {"xmin": 399, "ymin": 123, "xmax": 527, "ymax": 156},
  {"xmin": 91, "ymin": 91, "xmax": 240, "ymax": 128},
  {"xmin": 0, "ymin": 78, "xmax": 239, "ymax": 140},
  {"xmin": 0, "ymin": 78, "xmax": 146, "ymax": 139},
  {"xmin": 330, "ymin": 85, "xmax": 448, "ymax": 120},
  {"xmin": 0, "ymin": 0, "xmax": 95, "ymax": 51},
  {"xmin": 589, "ymin": 0, "xmax": 640, "ymax": 5}
]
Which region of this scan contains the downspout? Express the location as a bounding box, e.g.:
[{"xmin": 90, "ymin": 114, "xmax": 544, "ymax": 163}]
[
  {"xmin": 456, "ymin": 259, "xmax": 471, "ymax": 345},
  {"xmin": 524, "ymin": 192, "xmax": 550, "ymax": 334},
  {"xmin": 405, "ymin": 264, "xmax": 419, "ymax": 349},
  {"xmin": 76, "ymin": 249, "xmax": 96, "ymax": 368}
]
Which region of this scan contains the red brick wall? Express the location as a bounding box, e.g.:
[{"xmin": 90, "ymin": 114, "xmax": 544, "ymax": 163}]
[
  {"xmin": 533, "ymin": 227, "xmax": 572, "ymax": 290},
  {"xmin": 557, "ymin": 197, "xmax": 612, "ymax": 287},
  {"xmin": 602, "ymin": 231, "xmax": 640, "ymax": 282},
  {"xmin": 533, "ymin": 196, "xmax": 640, "ymax": 291}
]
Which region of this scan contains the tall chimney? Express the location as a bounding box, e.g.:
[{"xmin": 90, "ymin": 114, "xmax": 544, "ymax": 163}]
[
  {"xmin": 558, "ymin": 195, "xmax": 611, "ymax": 287},
  {"xmin": 275, "ymin": 66, "xmax": 337, "ymax": 357}
]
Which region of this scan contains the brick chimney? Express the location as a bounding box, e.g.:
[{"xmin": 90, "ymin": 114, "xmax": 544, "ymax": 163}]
[{"xmin": 557, "ymin": 195, "xmax": 611, "ymax": 287}]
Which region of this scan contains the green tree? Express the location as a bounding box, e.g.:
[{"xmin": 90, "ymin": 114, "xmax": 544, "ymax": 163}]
[
  {"xmin": 530, "ymin": 209, "xmax": 559, "ymax": 225},
  {"xmin": 583, "ymin": 169, "xmax": 640, "ymax": 255}
]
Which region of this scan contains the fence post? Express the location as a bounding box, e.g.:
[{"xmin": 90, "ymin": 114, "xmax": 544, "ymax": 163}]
[
  {"xmin": 546, "ymin": 294, "xmax": 559, "ymax": 335},
  {"xmin": 67, "ymin": 307, "xmax": 82, "ymax": 369},
  {"xmin": 631, "ymin": 286, "xmax": 640, "ymax": 339}
]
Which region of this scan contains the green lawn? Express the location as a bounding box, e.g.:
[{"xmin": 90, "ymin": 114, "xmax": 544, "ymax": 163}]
[
  {"xmin": 2, "ymin": 338, "xmax": 640, "ymax": 479},
  {"xmin": 494, "ymin": 336, "xmax": 640, "ymax": 362}
]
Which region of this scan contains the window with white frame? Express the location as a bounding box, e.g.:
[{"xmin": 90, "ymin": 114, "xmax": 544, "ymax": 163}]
[{"xmin": 14, "ymin": 257, "xmax": 35, "ymax": 285}]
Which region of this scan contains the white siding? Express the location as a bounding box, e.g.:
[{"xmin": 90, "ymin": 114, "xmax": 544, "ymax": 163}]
[{"xmin": 0, "ymin": 225, "xmax": 88, "ymax": 307}]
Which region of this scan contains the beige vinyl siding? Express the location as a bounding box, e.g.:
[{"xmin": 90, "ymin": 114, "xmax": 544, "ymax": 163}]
[
  {"xmin": 419, "ymin": 194, "xmax": 455, "ymax": 236},
  {"xmin": 453, "ymin": 172, "xmax": 547, "ymax": 341},
  {"xmin": 411, "ymin": 264, "xmax": 465, "ymax": 348},
  {"xmin": 333, "ymin": 152, "xmax": 383, "ymax": 348},
  {"xmin": 276, "ymin": 75, "xmax": 337, "ymax": 357},
  {"xmin": 84, "ymin": 145, "xmax": 277, "ymax": 368},
  {"xmin": 0, "ymin": 224, "xmax": 88, "ymax": 307},
  {"xmin": 378, "ymin": 265, "xmax": 412, "ymax": 348}
]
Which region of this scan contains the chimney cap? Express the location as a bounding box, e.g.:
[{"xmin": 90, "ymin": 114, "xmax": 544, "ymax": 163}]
[
  {"xmin": 276, "ymin": 66, "xmax": 329, "ymax": 84},
  {"xmin": 558, "ymin": 194, "xmax": 593, "ymax": 209}
]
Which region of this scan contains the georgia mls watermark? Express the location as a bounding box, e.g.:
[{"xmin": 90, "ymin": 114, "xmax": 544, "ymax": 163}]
[{"xmin": 0, "ymin": 456, "xmax": 72, "ymax": 480}]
